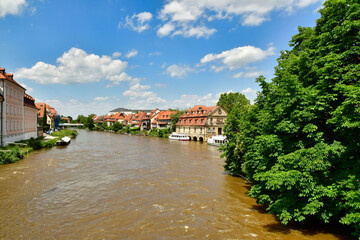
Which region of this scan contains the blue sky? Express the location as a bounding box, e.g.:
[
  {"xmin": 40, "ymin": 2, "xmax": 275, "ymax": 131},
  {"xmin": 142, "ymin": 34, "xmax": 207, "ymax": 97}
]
[{"xmin": 0, "ymin": 0, "xmax": 323, "ymax": 118}]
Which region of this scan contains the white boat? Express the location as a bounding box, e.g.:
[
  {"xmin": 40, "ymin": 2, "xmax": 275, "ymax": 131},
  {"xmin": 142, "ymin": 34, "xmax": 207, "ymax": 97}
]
[
  {"xmin": 207, "ymin": 135, "xmax": 227, "ymax": 147},
  {"xmin": 56, "ymin": 136, "xmax": 71, "ymax": 146},
  {"xmin": 169, "ymin": 132, "xmax": 190, "ymax": 141}
]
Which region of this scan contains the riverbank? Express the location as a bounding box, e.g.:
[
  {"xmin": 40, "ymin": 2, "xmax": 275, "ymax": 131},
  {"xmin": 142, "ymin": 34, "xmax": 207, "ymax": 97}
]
[
  {"xmin": 90, "ymin": 125, "xmax": 172, "ymax": 138},
  {"xmin": 0, "ymin": 129, "xmax": 78, "ymax": 165}
]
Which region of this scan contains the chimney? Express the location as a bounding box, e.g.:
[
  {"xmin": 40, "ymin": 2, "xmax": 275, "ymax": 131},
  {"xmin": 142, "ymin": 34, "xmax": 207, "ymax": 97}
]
[{"xmin": 0, "ymin": 68, "xmax": 4, "ymax": 75}]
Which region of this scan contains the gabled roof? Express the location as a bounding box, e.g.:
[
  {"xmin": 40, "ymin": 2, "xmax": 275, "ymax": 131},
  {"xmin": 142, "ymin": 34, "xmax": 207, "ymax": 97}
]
[
  {"xmin": 24, "ymin": 93, "xmax": 37, "ymax": 109},
  {"xmin": 0, "ymin": 67, "xmax": 26, "ymax": 90},
  {"xmin": 156, "ymin": 110, "xmax": 177, "ymax": 121},
  {"xmin": 179, "ymin": 105, "xmax": 217, "ymax": 118},
  {"xmin": 36, "ymin": 103, "xmax": 58, "ymax": 117}
]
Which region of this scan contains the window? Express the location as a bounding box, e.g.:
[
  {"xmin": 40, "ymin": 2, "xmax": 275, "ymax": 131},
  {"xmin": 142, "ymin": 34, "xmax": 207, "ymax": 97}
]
[
  {"xmin": 195, "ymin": 119, "xmax": 198, "ymax": 124},
  {"xmin": 10, "ymin": 88, "xmax": 13, "ymax": 97},
  {"xmin": 14, "ymin": 91, "xmax": 16, "ymax": 99},
  {"xmin": 208, "ymin": 128, "xmax": 210, "ymax": 133},
  {"xmin": 201, "ymin": 119, "xmax": 204, "ymax": 124},
  {"xmin": 218, "ymin": 109, "xmax": 222, "ymax": 114},
  {"xmin": 184, "ymin": 119, "xmax": 187, "ymax": 124},
  {"xmin": 10, "ymin": 105, "xmax": 12, "ymax": 114},
  {"xmin": 6, "ymin": 104, "xmax": 8, "ymax": 114},
  {"xmin": 213, "ymin": 127, "xmax": 215, "ymax": 133},
  {"xmin": 189, "ymin": 119, "xmax": 192, "ymax": 124},
  {"xmin": 210, "ymin": 118, "xmax": 213, "ymax": 124},
  {"xmin": 200, "ymin": 128, "xmax": 203, "ymax": 133},
  {"xmin": 194, "ymin": 127, "xmax": 196, "ymax": 131},
  {"xmin": 10, "ymin": 121, "xmax": 12, "ymax": 131}
]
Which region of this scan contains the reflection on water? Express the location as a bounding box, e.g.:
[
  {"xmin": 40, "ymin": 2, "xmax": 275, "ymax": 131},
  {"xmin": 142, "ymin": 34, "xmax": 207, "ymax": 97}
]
[{"xmin": 0, "ymin": 130, "xmax": 352, "ymax": 239}]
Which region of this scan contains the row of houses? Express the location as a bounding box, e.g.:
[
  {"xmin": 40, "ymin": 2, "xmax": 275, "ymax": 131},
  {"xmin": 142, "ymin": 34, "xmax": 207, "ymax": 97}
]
[
  {"xmin": 93, "ymin": 108, "xmax": 177, "ymax": 131},
  {"xmin": 0, "ymin": 67, "xmax": 61, "ymax": 146},
  {"xmin": 95, "ymin": 105, "xmax": 228, "ymax": 141}
]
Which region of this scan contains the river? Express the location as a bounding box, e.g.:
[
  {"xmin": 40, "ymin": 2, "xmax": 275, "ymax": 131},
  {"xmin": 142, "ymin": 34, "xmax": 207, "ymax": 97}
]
[{"xmin": 0, "ymin": 130, "xmax": 352, "ymax": 239}]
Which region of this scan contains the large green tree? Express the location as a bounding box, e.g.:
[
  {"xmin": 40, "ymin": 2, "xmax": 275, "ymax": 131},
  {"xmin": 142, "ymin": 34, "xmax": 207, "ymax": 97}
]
[
  {"xmin": 222, "ymin": 0, "xmax": 360, "ymax": 237},
  {"xmin": 217, "ymin": 92, "xmax": 250, "ymax": 113}
]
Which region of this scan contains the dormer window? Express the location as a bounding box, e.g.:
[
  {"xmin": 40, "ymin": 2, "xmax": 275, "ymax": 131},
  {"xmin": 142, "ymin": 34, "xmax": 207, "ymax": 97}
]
[
  {"xmin": 218, "ymin": 109, "xmax": 222, "ymax": 114},
  {"xmin": 195, "ymin": 119, "xmax": 198, "ymax": 124},
  {"xmin": 190, "ymin": 119, "xmax": 192, "ymax": 123}
]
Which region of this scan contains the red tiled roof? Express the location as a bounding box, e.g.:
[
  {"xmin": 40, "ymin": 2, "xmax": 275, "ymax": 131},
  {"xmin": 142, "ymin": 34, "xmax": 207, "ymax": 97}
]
[
  {"xmin": 0, "ymin": 68, "xmax": 26, "ymax": 90},
  {"xmin": 24, "ymin": 93, "xmax": 37, "ymax": 109},
  {"xmin": 36, "ymin": 103, "xmax": 58, "ymax": 118},
  {"xmin": 156, "ymin": 110, "xmax": 177, "ymax": 121},
  {"xmin": 176, "ymin": 105, "xmax": 218, "ymax": 126}
]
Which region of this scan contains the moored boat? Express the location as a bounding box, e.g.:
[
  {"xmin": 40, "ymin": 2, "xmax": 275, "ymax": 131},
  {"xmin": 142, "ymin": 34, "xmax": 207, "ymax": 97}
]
[
  {"xmin": 207, "ymin": 135, "xmax": 227, "ymax": 147},
  {"xmin": 56, "ymin": 136, "xmax": 71, "ymax": 146},
  {"xmin": 169, "ymin": 132, "xmax": 190, "ymax": 141}
]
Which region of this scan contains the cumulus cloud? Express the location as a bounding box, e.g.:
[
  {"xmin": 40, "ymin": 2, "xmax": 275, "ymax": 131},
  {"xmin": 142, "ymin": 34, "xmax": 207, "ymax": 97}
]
[
  {"xmin": 166, "ymin": 64, "xmax": 194, "ymax": 78},
  {"xmin": 123, "ymin": 83, "xmax": 166, "ymax": 106},
  {"xmin": 125, "ymin": 49, "xmax": 138, "ymax": 58},
  {"xmin": 241, "ymin": 87, "xmax": 258, "ymax": 103},
  {"xmin": 233, "ymin": 71, "xmax": 262, "ymax": 78},
  {"xmin": 94, "ymin": 97, "xmax": 110, "ymax": 101},
  {"xmin": 112, "ymin": 52, "xmax": 122, "ymax": 58},
  {"xmin": 201, "ymin": 45, "xmax": 275, "ymax": 70},
  {"xmin": 45, "ymin": 99, "xmax": 117, "ymax": 118},
  {"xmin": 157, "ymin": 0, "xmax": 322, "ymax": 38},
  {"xmin": 171, "ymin": 93, "xmax": 218, "ymax": 108},
  {"xmin": 121, "ymin": 12, "xmax": 152, "ymax": 32},
  {"xmin": 15, "ymin": 48, "xmax": 137, "ymax": 85},
  {"xmin": 0, "ymin": 0, "xmax": 28, "ymax": 17}
]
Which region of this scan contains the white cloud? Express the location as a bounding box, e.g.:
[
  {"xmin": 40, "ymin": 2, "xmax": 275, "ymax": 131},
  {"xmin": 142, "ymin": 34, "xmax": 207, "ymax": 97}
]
[
  {"xmin": 123, "ymin": 83, "xmax": 166, "ymax": 106},
  {"xmin": 122, "ymin": 12, "xmax": 152, "ymax": 32},
  {"xmin": 94, "ymin": 97, "xmax": 110, "ymax": 101},
  {"xmin": 45, "ymin": 99, "xmax": 117, "ymax": 118},
  {"xmin": 157, "ymin": 23, "xmax": 176, "ymax": 37},
  {"xmin": 233, "ymin": 71, "xmax": 262, "ymax": 78},
  {"xmin": 19, "ymin": 83, "xmax": 33, "ymax": 93},
  {"xmin": 0, "ymin": 0, "xmax": 28, "ymax": 17},
  {"xmin": 15, "ymin": 48, "xmax": 134, "ymax": 85},
  {"xmin": 171, "ymin": 93, "xmax": 218, "ymax": 108},
  {"xmin": 112, "ymin": 52, "xmax": 122, "ymax": 58},
  {"xmin": 154, "ymin": 83, "xmax": 166, "ymax": 88},
  {"xmin": 158, "ymin": 0, "xmax": 322, "ymax": 38},
  {"xmin": 172, "ymin": 25, "xmax": 216, "ymax": 38},
  {"xmin": 201, "ymin": 45, "xmax": 275, "ymax": 70},
  {"xmin": 125, "ymin": 49, "xmax": 138, "ymax": 58},
  {"xmin": 166, "ymin": 64, "xmax": 194, "ymax": 78},
  {"xmin": 241, "ymin": 87, "xmax": 258, "ymax": 103}
]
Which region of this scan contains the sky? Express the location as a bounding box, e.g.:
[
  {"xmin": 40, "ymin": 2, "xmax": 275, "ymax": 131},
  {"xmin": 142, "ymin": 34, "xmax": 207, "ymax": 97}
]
[{"xmin": 0, "ymin": 0, "xmax": 323, "ymax": 118}]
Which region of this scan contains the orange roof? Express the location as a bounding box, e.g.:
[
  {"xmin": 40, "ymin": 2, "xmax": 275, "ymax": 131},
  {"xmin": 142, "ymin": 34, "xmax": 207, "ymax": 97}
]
[
  {"xmin": 0, "ymin": 67, "xmax": 26, "ymax": 90},
  {"xmin": 156, "ymin": 110, "xmax": 177, "ymax": 121},
  {"xmin": 36, "ymin": 103, "xmax": 58, "ymax": 117},
  {"xmin": 24, "ymin": 93, "xmax": 37, "ymax": 109},
  {"xmin": 176, "ymin": 105, "xmax": 218, "ymax": 126}
]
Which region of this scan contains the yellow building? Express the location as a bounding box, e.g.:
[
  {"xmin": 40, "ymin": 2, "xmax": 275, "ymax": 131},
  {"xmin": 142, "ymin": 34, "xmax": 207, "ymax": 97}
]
[{"xmin": 175, "ymin": 105, "xmax": 227, "ymax": 141}]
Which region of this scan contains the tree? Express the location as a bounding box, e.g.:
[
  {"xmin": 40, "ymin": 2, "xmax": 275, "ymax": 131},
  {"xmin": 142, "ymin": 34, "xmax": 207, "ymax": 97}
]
[
  {"xmin": 222, "ymin": 0, "xmax": 360, "ymax": 237},
  {"xmin": 111, "ymin": 122, "xmax": 123, "ymax": 132},
  {"xmin": 217, "ymin": 92, "xmax": 250, "ymax": 113},
  {"xmin": 170, "ymin": 111, "xmax": 185, "ymax": 132}
]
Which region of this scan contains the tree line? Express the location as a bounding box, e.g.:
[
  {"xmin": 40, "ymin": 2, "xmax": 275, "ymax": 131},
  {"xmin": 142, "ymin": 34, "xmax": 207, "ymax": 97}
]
[{"xmin": 219, "ymin": 0, "xmax": 359, "ymax": 237}]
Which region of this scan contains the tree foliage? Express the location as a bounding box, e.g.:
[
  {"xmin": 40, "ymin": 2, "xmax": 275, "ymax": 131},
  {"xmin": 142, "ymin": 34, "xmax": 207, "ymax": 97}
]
[
  {"xmin": 222, "ymin": 0, "xmax": 360, "ymax": 237},
  {"xmin": 217, "ymin": 92, "xmax": 250, "ymax": 113},
  {"xmin": 170, "ymin": 110, "xmax": 185, "ymax": 132}
]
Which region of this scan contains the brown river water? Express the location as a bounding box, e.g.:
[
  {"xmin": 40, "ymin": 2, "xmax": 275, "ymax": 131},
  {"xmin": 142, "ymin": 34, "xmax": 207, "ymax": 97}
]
[{"xmin": 0, "ymin": 130, "xmax": 353, "ymax": 239}]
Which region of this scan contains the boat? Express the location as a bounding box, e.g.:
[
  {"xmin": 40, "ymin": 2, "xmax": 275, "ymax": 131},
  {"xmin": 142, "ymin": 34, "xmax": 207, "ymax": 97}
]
[
  {"xmin": 207, "ymin": 135, "xmax": 227, "ymax": 147},
  {"xmin": 169, "ymin": 132, "xmax": 190, "ymax": 141},
  {"xmin": 56, "ymin": 136, "xmax": 71, "ymax": 146}
]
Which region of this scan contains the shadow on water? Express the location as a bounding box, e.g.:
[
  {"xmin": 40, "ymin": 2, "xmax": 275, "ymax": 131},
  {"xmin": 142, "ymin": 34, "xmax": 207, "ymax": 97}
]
[{"xmin": 251, "ymin": 205, "xmax": 355, "ymax": 239}]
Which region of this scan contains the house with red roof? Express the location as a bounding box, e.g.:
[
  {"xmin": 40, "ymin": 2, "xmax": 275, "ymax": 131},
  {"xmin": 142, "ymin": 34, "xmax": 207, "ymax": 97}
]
[
  {"xmin": 0, "ymin": 67, "xmax": 38, "ymax": 145},
  {"xmin": 176, "ymin": 105, "xmax": 227, "ymax": 141},
  {"xmin": 35, "ymin": 103, "xmax": 58, "ymax": 130},
  {"xmin": 141, "ymin": 108, "xmax": 160, "ymax": 130},
  {"xmin": 154, "ymin": 110, "xmax": 177, "ymax": 129}
]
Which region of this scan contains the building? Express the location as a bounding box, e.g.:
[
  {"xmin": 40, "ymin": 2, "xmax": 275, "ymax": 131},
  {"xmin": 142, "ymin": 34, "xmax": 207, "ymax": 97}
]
[
  {"xmin": 35, "ymin": 103, "xmax": 59, "ymax": 130},
  {"xmin": 0, "ymin": 67, "xmax": 38, "ymax": 145},
  {"xmin": 23, "ymin": 94, "xmax": 38, "ymax": 139},
  {"xmin": 155, "ymin": 110, "xmax": 177, "ymax": 129},
  {"xmin": 175, "ymin": 105, "xmax": 227, "ymax": 141},
  {"xmin": 141, "ymin": 108, "xmax": 160, "ymax": 131},
  {"xmin": 109, "ymin": 107, "xmax": 158, "ymax": 115}
]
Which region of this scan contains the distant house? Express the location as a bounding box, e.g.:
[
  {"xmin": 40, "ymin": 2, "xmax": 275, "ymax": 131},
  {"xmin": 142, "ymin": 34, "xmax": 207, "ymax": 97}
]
[
  {"xmin": 129, "ymin": 112, "xmax": 147, "ymax": 128},
  {"xmin": 104, "ymin": 112, "xmax": 124, "ymax": 126},
  {"xmin": 141, "ymin": 108, "xmax": 160, "ymax": 131},
  {"xmin": 176, "ymin": 105, "xmax": 227, "ymax": 141},
  {"xmin": 109, "ymin": 107, "xmax": 156, "ymax": 115},
  {"xmin": 0, "ymin": 67, "xmax": 38, "ymax": 145},
  {"xmin": 155, "ymin": 110, "xmax": 177, "ymax": 129},
  {"xmin": 35, "ymin": 103, "xmax": 59, "ymax": 130}
]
